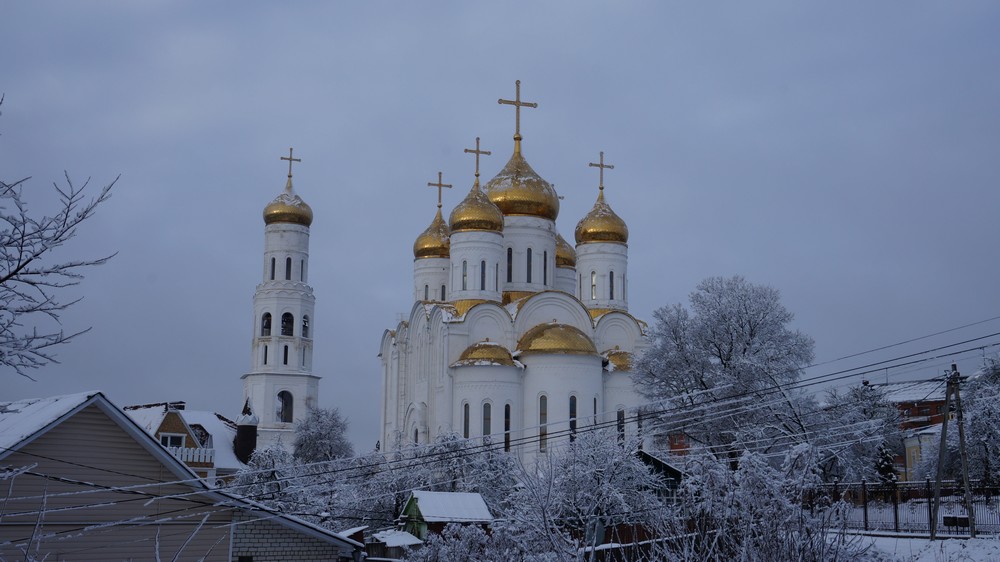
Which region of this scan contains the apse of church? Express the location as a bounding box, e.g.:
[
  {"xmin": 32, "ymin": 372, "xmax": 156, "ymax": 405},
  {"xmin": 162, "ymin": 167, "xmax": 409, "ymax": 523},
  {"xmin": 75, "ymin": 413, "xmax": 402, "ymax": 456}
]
[{"xmin": 380, "ymin": 82, "xmax": 648, "ymax": 462}]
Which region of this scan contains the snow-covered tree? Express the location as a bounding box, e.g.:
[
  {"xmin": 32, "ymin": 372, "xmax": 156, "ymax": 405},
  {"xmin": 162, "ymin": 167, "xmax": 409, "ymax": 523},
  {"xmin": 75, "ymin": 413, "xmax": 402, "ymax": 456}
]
[
  {"xmin": 293, "ymin": 407, "xmax": 355, "ymax": 463},
  {"xmin": 965, "ymin": 357, "xmax": 1000, "ymax": 484},
  {"xmin": 634, "ymin": 276, "xmax": 815, "ymax": 465},
  {"xmin": 814, "ymin": 384, "xmax": 901, "ymax": 482}
]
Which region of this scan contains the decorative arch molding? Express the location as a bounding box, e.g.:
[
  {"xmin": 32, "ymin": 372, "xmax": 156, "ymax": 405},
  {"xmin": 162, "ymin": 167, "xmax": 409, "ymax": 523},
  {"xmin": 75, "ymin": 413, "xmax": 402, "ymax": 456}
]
[
  {"xmin": 513, "ymin": 292, "xmax": 594, "ymax": 340},
  {"xmin": 465, "ymin": 305, "xmax": 514, "ymax": 346},
  {"xmin": 594, "ymin": 313, "xmax": 644, "ymax": 352}
]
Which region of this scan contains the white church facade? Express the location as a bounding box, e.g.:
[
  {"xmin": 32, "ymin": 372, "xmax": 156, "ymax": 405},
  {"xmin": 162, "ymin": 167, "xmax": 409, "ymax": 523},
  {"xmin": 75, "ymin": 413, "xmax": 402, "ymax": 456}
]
[{"xmin": 380, "ymin": 83, "xmax": 648, "ymax": 462}]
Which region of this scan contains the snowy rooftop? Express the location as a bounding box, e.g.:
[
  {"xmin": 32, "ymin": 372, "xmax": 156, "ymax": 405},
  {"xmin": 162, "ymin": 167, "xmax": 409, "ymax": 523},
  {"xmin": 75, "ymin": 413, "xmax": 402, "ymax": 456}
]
[
  {"xmin": 372, "ymin": 529, "xmax": 422, "ymax": 547},
  {"xmin": 872, "ymin": 380, "xmax": 947, "ymax": 403},
  {"xmin": 123, "ymin": 404, "xmax": 244, "ymax": 470},
  {"xmin": 0, "ymin": 391, "xmax": 98, "ymax": 452},
  {"xmin": 408, "ymin": 490, "xmax": 493, "ymax": 523}
]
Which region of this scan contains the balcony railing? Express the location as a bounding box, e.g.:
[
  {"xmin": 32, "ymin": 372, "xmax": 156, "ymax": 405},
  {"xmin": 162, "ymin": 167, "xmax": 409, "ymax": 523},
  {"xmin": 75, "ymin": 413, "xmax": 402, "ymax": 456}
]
[{"xmin": 167, "ymin": 446, "xmax": 215, "ymax": 464}]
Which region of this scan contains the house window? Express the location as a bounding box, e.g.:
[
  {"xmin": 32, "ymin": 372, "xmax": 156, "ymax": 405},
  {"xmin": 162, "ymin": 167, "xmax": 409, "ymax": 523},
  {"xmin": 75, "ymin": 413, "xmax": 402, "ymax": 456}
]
[
  {"xmin": 539, "ymin": 395, "xmax": 548, "ymax": 452},
  {"xmin": 591, "ymin": 271, "xmax": 597, "ymax": 300},
  {"xmin": 610, "ymin": 270, "xmax": 615, "ymax": 300},
  {"xmin": 463, "ymin": 403, "xmax": 470, "ymax": 438},
  {"xmin": 261, "ymin": 313, "xmax": 271, "ymax": 336},
  {"xmin": 569, "ymin": 395, "xmax": 577, "ymax": 442},
  {"xmin": 483, "ymin": 402, "xmax": 492, "ymax": 436},
  {"xmin": 617, "ymin": 408, "xmax": 626, "ymax": 442},
  {"xmin": 302, "ymin": 315, "xmax": 310, "ymax": 339},
  {"xmin": 480, "ymin": 260, "xmax": 486, "ymax": 290},
  {"xmin": 281, "ymin": 313, "xmax": 294, "ymax": 336},
  {"xmin": 160, "ymin": 434, "xmax": 185, "ymax": 448},
  {"xmin": 504, "ymin": 404, "xmax": 511, "ymax": 452},
  {"xmin": 526, "ymin": 248, "xmax": 532, "ymax": 283},
  {"xmin": 277, "ymin": 391, "xmax": 293, "ymax": 422},
  {"xmin": 285, "ymin": 257, "xmax": 292, "ymax": 280},
  {"xmin": 507, "ymin": 248, "xmax": 513, "ymax": 282},
  {"xmin": 270, "ymin": 258, "xmax": 275, "ymax": 280}
]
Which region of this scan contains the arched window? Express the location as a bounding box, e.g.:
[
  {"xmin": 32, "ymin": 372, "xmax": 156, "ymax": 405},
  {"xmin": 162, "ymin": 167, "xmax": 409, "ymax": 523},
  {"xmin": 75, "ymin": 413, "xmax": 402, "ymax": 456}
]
[
  {"xmin": 543, "ymin": 251, "xmax": 548, "ymax": 285},
  {"xmin": 277, "ymin": 391, "xmax": 293, "ymax": 423},
  {"xmin": 594, "ymin": 397, "xmax": 598, "ymax": 425},
  {"xmin": 263, "ymin": 345, "xmax": 268, "ymax": 365},
  {"xmin": 281, "ymin": 313, "xmax": 294, "ymax": 336},
  {"xmin": 302, "ymin": 315, "xmax": 310, "ymax": 339},
  {"xmin": 283, "ymin": 345, "xmax": 289, "ymax": 365},
  {"xmin": 579, "ymin": 274, "xmax": 582, "ymax": 298},
  {"xmin": 441, "ymin": 285, "xmax": 446, "ymax": 300},
  {"xmin": 285, "ymin": 257, "xmax": 292, "ymax": 280},
  {"xmin": 483, "ymin": 402, "xmax": 492, "ymax": 436},
  {"xmin": 539, "ymin": 395, "xmax": 548, "ymax": 452},
  {"xmin": 414, "ymin": 428, "xmax": 419, "ymax": 444},
  {"xmin": 480, "ymin": 260, "xmax": 486, "ymax": 290},
  {"xmin": 526, "ymin": 248, "xmax": 532, "ymax": 283},
  {"xmin": 462, "ymin": 261, "xmax": 468, "ymax": 290},
  {"xmin": 610, "ymin": 270, "xmax": 615, "ymax": 300},
  {"xmin": 302, "ymin": 348, "xmax": 307, "ymax": 367},
  {"xmin": 261, "ymin": 313, "xmax": 272, "ymax": 337},
  {"xmin": 506, "ymin": 248, "xmax": 513, "ymax": 283},
  {"xmin": 569, "ymin": 396, "xmax": 577, "ymax": 442},
  {"xmin": 463, "ymin": 403, "xmax": 470, "ymax": 438},
  {"xmin": 591, "ymin": 271, "xmax": 597, "ymax": 300},
  {"xmin": 300, "ymin": 259, "xmax": 305, "ymax": 282},
  {"xmin": 424, "ymin": 285, "xmax": 429, "ymax": 300},
  {"xmin": 495, "ymin": 263, "xmax": 499, "ymax": 290},
  {"xmin": 617, "ymin": 408, "xmax": 626, "ymax": 442},
  {"xmin": 504, "ymin": 404, "xmax": 511, "ymax": 452},
  {"xmin": 270, "ymin": 257, "xmax": 275, "ymax": 281}
]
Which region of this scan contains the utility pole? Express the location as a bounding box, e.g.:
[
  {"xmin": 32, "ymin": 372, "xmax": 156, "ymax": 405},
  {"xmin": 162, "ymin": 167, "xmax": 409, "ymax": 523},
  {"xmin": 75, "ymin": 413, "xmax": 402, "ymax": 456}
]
[{"xmin": 929, "ymin": 365, "xmax": 977, "ymax": 539}]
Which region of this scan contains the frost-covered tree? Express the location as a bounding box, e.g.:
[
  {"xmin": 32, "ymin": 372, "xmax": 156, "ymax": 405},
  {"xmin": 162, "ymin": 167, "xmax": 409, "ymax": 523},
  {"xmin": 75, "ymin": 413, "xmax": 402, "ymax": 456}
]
[
  {"xmin": 814, "ymin": 384, "xmax": 901, "ymax": 482},
  {"xmin": 634, "ymin": 276, "xmax": 815, "ymax": 465},
  {"xmin": 965, "ymin": 357, "xmax": 1000, "ymax": 484},
  {"xmin": 875, "ymin": 442, "xmax": 899, "ymax": 484},
  {"xmin": 230, "ymin": 444, "xmax": 303, "ymax": 512},
  {"xmin": 293, "ymin": 407, "xmax": 355, "ymax": 463},
  {"xmin": 0, "ymin": 100, "xmax": 117, "ymax": 378}
]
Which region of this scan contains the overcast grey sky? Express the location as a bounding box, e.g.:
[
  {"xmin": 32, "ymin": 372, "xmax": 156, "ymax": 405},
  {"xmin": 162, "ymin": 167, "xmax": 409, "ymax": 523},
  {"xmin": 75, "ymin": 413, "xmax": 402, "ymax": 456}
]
[{"xmin": 2, "ymin": 2, "xmax": 998, "ymax": 450}]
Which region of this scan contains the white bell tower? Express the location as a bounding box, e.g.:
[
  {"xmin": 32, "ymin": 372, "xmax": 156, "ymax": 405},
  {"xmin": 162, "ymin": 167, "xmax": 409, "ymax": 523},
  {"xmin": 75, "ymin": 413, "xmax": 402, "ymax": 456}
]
[{"xmin": 242, "ymin": 148, "xmax": 319, "ymax": 450}]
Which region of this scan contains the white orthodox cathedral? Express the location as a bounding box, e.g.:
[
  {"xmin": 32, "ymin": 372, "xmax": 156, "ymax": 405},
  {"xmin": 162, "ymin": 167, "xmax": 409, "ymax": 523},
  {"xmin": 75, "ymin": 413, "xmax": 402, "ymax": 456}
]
[{"xmin": 379, "ymin": 83, "xmax": 649, "ymax": 462}]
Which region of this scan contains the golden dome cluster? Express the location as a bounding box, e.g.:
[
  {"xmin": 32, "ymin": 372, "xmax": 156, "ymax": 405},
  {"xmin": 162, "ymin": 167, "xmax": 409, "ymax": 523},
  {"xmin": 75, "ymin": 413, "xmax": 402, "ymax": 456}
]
[
  {"xmin": 517, "ymin": 323, "xmax": 597, "ymax": 356},
  {"xmin": 413, "ymin": 208, "xmax": 451, "ymax": 259},
  {"xmin": 449, "ymin": 180, "xmax": 504, "ymax": 233},
  {"xmin": 575, "ymin": 190, "xmax": 628, "ymax": 245},
  {"xmin": 483, "ymin": 150, "xmax": 560, "ymax": 221},
  {"xmin": 453, "ymin": 339, "xmax": 516, "ymax": 367},
  {"xmin": 263, "ymin": 179, "xmax": 314, "ymax": 227}
]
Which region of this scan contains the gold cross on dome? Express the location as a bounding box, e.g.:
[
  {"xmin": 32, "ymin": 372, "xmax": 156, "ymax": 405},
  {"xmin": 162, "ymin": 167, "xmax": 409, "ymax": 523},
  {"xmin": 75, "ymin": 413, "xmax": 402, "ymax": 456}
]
[
  {"xmin": 588, "ymin": 151, "xmax": 614, "ymax": 191},
  {"xmin": 463, "ymin": 137, "xmax": 492, "ymax": 178},
  {"xmin": 498, "ymin": 80, "xmax": 538, "ymax": 139},
  {"xmin": 280, "ymin": 147, "xmax": 301, "ymax": 179},
  {"xmin": 427, "ymin": 171, "xmax": 452, "ymax": 209}
]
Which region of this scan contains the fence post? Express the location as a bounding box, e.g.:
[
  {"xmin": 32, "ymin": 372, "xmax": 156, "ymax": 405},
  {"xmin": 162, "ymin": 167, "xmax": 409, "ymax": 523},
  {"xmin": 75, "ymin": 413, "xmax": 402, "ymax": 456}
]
[
  {"xmin": 926, "ymin": 477, "xmax": 933, "ymax": 533},
  {"xmin": 862, "ymin": 479, "xmax": 869, "ymax": 531},
  {"xmin": 892, "ymin": 480, "xmax": 900, "ymax": 533}
]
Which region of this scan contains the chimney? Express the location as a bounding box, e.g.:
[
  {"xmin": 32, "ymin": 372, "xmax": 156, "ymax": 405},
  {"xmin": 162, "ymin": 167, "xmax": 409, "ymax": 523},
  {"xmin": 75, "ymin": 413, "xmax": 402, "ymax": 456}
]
[{"xmin": 234, "ymin": 399, "xmax": 259, "ymax": 464}]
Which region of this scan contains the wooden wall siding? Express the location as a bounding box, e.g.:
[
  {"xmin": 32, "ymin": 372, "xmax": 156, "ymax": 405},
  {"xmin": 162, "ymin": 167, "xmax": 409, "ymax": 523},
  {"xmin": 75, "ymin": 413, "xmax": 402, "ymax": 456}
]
[
  {"xmin": 231, "ymin": 511, "xmax": 347, "ymax": 562},
  {"xmin": 158, "ymin": 411, "xmax": 199, "ymax": 446},
  {"xmin": 0, "ymin": 404, "xmax": 232, "ymax": 561}
]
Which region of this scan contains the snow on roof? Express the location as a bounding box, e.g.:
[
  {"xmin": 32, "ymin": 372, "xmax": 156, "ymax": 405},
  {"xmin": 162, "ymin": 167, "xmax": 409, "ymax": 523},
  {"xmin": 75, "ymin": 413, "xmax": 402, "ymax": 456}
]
[
  {"xmin": 123, "ymin": 405, "xmax": 166, "ymax": 434},
  {"xmin": 0, "ymin": 391, "xmax": 99, "ymax": 452},
  {"xmin": 874, "ymin": 380, "xmax": 947, "ymax": 403},
  {"xmin": 123, "ymin": 405, "xmax": 245, "ymax": 471},
  {"xmin": 408, "ymin": 490, "xmax": 493, "ymax": 523},
  {"xmin": 372, "ymin": 529, "xmax": 422, "ymax": 547},
  {"xmin": 339, "ymin": 525, "xmax": 368, "ymax": 537}
]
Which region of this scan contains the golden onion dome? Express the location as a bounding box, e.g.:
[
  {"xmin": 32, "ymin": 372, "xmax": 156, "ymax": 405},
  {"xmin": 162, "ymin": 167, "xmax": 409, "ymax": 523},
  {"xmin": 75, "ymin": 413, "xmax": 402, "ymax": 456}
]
[
  {"xmin": 413, "ymin": 208, "xmax": 451, "ymax": 259},
  {"xmin": 517, "ymin": 323, "xmax": 597, "ymax": 356},
  {"xmin": 452, "ymin": 339, "xmax": 516, "ymax": 367},
  {"xmin": 449, "ymin": 179, "xmax": 504, "ymax": 233},
  {"xmin": 483, "ymin": 147, "xmax": 559, "ymax": 221},
  {"xmin": 604, "ymin": 347, "xmax": 633, "ymax": 371},
  {"xmin": 555, "ymin": 232, "xmax": 576, "ymax": 268},
  {"xmin": 263, "ymin": 178, "xmax": 313, "ymax": 226},
  {"xmin": 575, "ymin": 190, "xmax": 628, "ymax": 245}
]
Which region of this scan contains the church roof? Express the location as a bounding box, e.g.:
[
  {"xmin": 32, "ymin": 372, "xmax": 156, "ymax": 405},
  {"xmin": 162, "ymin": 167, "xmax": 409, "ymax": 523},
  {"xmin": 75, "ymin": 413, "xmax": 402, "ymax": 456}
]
[{"xmin": 517, "ymin": 323, "xmax": 597, "ymax": 356}]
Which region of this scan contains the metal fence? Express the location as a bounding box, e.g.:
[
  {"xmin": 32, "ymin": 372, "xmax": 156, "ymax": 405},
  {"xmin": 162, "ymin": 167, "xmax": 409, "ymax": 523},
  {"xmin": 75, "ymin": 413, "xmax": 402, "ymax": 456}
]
[{"xmin": 811, "ymin": 480, "xmax": 1000, "ymax": 535}]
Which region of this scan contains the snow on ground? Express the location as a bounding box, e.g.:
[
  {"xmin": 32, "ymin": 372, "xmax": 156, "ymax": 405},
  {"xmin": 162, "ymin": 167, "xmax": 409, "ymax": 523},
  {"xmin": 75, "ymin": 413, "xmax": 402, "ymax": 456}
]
[{"xmin": 863, "ymin": 535, "xmax": 1000, "ymax": 561}]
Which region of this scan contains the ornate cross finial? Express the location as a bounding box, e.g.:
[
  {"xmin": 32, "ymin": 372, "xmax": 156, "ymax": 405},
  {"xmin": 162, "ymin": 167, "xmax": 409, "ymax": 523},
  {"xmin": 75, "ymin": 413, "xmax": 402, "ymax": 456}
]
[
  {"xmin": 588, "ymin": 151, "xmax": 614, "ymax": 191},
  {"xmin": 427, "ymin": 171, "xmax": 452, "ymax": 209},
  {"xmin": 498, "ymin": 80, "xmax": 538, "ymax": 142},
  {"xmin": 280, "ymin": 147, "xmax": 301, "ymax": 179},
  {"xmin": 463, "ymin": 137, "xmax": 492, "ymax": 178}
]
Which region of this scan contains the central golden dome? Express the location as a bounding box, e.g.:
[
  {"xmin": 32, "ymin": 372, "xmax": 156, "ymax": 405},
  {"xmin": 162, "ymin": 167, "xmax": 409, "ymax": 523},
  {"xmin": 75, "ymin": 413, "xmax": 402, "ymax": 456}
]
[
  {"xmin": 413, "ymin": 208, "xmax": 451, "ymax": 259},
  {"xmin": 517, "ymin": 323, "xmax": 597, "ymax": 356},
  {"xmin": 263, "ymin": 178, "xmax": 313, "ymax": 226},
  {"xmin": 483, "ymin": 148, "xmax": 559, "ymax": 221},
  {"xmin": 575, "ymin": 190, "xmax": 628, "ymax": 245},
  {"xmin": 555, "ymin": 232, "xmax": 576, "ymax": 268},
  {"xmin": 449, "ymin": 179, "xmax": 504, "ymax": 233}
]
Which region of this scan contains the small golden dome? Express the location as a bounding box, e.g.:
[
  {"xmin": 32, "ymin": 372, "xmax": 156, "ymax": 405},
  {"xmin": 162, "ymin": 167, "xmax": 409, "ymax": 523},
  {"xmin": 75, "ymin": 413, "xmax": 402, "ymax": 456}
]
[
  {"xmin": 575, "ymin": 190, "xmax": 628, "ymax": 245},
  {"xmin": 449, "ymin": 179, "xmax": 504, "ymax": 233},
  {"xmin": 555, "ymin": 232, "xmax": 576, "ymax": 268},
  {"xmin": 413, "ymin": 208, "xmax": 451, "ymax": 259},
  {"xmin": 604, "ymin": 348, "xmax": 633, "ymax": 371},
  {"xmin": 484, "ymin": 149, "xmax": 559, "ymax": 221},
  {"xmin": 263, "ymin": 178, "xmax": 313, "ymax": 226},
  {"xmin": 517, "ymin": 323, "xmax": 597, "ymax": 356},
  {"xmin": 453, "ymin": 340, "xmax": 516, "ymax": 367}
]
